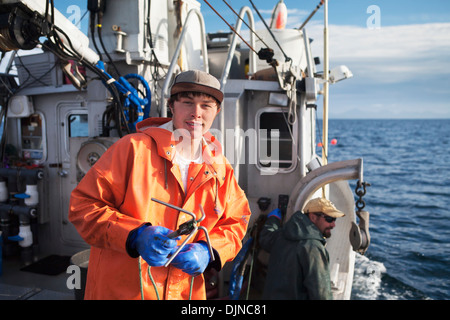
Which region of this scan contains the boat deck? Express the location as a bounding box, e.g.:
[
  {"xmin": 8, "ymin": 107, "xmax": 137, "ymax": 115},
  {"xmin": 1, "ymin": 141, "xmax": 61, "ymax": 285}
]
[{"xmin": 0, "ymin": 255, "xmax": 74, "ymax": 300}]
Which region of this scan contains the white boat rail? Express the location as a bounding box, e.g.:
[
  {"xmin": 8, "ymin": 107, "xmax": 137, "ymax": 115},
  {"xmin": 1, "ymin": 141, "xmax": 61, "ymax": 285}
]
[{"xmin": 160, "ymin": 8, "xmax": 209, "ymax": 117}]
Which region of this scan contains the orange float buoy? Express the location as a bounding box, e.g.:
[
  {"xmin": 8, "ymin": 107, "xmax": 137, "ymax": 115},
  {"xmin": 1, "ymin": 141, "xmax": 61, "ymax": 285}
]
[
  {"xmin": 270, "ymin": 1, "xmax": 287, "ymax": 29},
  {"xmin": 331, "ymin": 138, "xmax": 337, "ymax": 145}
]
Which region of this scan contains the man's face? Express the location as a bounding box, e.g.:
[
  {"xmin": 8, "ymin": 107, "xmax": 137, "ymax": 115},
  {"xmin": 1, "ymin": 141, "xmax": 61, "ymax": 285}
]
[
  {"xmin": 170, "ymin": 93, "xmax": 220, "ymax": 140},
  {"xmin": 309, "ymin": 213, "xmax": 336, "ymax": 238}
]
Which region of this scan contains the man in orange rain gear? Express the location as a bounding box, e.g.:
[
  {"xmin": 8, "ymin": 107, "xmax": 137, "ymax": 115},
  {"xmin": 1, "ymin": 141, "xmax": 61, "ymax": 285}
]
[{"xmin": 69, "ymin": 70, "xmax": 251, "ymax": 300}]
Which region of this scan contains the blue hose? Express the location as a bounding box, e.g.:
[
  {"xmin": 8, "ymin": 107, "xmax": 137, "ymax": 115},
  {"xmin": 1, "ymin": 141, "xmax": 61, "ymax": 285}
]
[
  {"xmin": 95, "ymin": 62, "xmax": 152, "ymax": 131},
  {"xmin": 228, "ymin": 237, "xmax": 253, "ymax": 300}
]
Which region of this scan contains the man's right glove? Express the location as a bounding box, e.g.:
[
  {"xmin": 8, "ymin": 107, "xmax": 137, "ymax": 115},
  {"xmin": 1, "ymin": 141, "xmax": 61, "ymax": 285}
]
[
  {"xmin": 132, "ymin": 225, "xmax": 179, "ymax": 267},
  {"xmin": 171, "ymin": 242, "xmax": 211, "ymax": 277}
]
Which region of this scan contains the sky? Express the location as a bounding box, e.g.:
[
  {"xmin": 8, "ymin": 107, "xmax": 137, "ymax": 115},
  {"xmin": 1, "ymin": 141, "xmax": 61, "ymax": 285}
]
[{"xmin": 53, "ymin": 0, "xmax": 450, "ymax": 119}]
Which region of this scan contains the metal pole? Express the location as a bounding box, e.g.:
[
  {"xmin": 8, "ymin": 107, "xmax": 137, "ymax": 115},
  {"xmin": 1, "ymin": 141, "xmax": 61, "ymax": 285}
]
[{"xmin": 322, "ymin": 0, "xmax": 329, "ymax": 197}]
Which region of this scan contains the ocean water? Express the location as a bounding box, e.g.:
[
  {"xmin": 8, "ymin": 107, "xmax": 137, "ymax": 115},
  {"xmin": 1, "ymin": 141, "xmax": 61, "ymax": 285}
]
[{"xmin": 321, "ymin": 119, "xmax": 450, "ymax": 300}]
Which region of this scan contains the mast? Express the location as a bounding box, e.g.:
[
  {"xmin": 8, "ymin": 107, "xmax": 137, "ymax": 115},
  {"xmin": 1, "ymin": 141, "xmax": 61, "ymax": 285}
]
[
  {"xmin": 322, "ymin": 0, "xmax": 329, "ymax": 196},
  {"xmin": 322, "ymin": 0, "xmax": 329, "ymax": 166}
]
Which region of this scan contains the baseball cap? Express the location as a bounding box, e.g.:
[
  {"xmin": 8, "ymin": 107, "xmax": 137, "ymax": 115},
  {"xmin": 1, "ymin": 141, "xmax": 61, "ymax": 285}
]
[
  {"xmin": 303, "ymin": 198, "xmax": 345, "ymax": 218},
  {"xmin": 170, "ymin": 70, "xmax": 224, "ymax": 103}
]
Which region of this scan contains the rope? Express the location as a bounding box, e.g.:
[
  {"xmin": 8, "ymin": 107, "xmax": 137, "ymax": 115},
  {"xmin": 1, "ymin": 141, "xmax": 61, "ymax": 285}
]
[
  {"xmin": 138, "ymin": 257, "xmax": 160, "ymax": 300},
  {"xmin": 139, "ymin": 257, "xmax": 144, "ymax": 299},
  {"xmin": 189, "ymin": 276, "xmax": 195, "ymax": 300},
  {"xmin": 148, "ymin": 266, "xmax": 160, "ymax": 300},
  {"xmin": 287, "ymin": 85, "xmax": 297, "ymax": 125},
  {"xmin": 138, "ymin": 256, "xmax": 195, "ymax": 300}
]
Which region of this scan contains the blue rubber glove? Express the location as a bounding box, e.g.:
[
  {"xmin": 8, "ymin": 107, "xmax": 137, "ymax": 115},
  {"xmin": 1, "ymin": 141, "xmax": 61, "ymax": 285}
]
[
  {"xmin": 171, "ymin": 242, "xmax": 211, "ymax": 277},
  {"xmin": 133, "ymin": 225, "xmax": 179, "ymax": 267},
  {"xmin": 268, "ymin": 208, "xmax": 282, "ymax": 220}
]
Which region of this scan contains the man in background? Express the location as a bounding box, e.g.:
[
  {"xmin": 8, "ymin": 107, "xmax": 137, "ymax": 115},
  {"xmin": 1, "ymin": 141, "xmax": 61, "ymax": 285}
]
[{"xmin": 259, "ymin": 197, "xmax": 345, "ymax": 299}]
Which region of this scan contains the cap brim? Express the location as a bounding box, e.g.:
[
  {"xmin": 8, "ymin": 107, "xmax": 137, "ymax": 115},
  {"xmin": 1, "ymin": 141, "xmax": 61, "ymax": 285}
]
[
  {"xmin": 171, "ymin": 83, "xmax": 224, "ymax": 103},
  {"xmin": 323, "ymin": 209, "xmax": 345, "ymax": 218}
]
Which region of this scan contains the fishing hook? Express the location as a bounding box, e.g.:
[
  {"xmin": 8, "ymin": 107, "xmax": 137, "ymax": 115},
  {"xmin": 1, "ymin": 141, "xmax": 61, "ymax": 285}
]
[{"xmin": 151, "ymin": 198, "xmax": 215, "ymax": 267}]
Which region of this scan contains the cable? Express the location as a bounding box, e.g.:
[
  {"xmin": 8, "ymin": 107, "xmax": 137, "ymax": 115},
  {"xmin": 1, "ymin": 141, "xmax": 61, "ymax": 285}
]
[
  {"xmin": 145, "ymin": 0, "xmax": 165, "ymax": 114},
  {"xmin": 221, "ymin": 0, "xmax": 270, "ymax": 49},
  {"xmin": 145, "ymin": 0, "xmax": 165, "ymax": 80},
  {"xmin": 203, "ymin": 0, "xmax": 280, "ymax": 66},
  {"xmin": 42, "ymin": 34, "xmax": 129, "ymax": 136},
  {"xmin": 0, "ymin": 95, "xmax": 11, "ymax": 167},
  {"xmin": 314, "ymin": 107, "xmax": 327, "ymax": 162},
  {"xmin": 202, "ymin": 0, "xmax": 257, "ymax": 54},
  {"xmin": 43, "ymin": 19, "xmax": 134, "ymax": 136},
  {"xmin": 96, "ymin": 12, "xmax": 121, "ymax": 77},
  {"xmin": 89, "ymin": 12, "xmax": 103, "ymax": 61},
  {"xmin": 14, "ymin": 54, "xmax": 56, "ymax": 88},
  {"xmin": 299, "ymin": 0, "xmax": 325, "ymax": 30},
  {"xmin": 248, "ymin": 0, "xmax": 291, "ymax": 63}
]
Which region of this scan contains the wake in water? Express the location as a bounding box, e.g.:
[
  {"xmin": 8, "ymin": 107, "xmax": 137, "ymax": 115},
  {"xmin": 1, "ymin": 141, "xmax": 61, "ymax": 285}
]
[
  {"xmin": 351, "ymin": 254, "xmax": 431, "ymax": 300},
  {"xmin": 352, "ymin": 254, "xmax": 386, "ymax": 299}
]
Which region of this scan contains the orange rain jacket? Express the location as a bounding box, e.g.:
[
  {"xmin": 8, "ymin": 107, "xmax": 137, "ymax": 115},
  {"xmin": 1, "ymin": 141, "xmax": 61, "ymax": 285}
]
[{"xmin": 69, "ymin": 118, "xmax": 251, "ymax": 300}]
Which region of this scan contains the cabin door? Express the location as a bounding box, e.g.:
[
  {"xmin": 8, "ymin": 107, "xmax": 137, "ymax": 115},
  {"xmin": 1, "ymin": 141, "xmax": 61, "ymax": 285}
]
[{"xmin": 56, "ymin": 103, "xmax": 89, "ymax": 248}]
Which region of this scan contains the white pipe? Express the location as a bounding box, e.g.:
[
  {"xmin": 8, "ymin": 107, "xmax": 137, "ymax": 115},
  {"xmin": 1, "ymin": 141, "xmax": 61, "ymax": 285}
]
[
  {"xmin": 18, "ymin": 225, "xmax": 33, "ymax": 248},
  {"xmin": 160, "ymin": 9, "xmax": 209, "ymax": 117},
  {"xmin": 299, "ymin": 96, "xmax": 306, "ymax": 177},
  {"xmin": 24, "ymin": 184, "xmax": 39, "ymax": 206},
  {"xmin": 220, "ymin": 6, "xmax": 257, "ymax": 85},
  {"xmin": 285, "ymin": 158, "xmax": 363, "ymax": 222},
  {"xmin": 0, "ymin": 181, "xmax": 8, "ymax": 202},
  {"xmin": 219, "ymin": 6, "xmax": 257, "ymax": 145}
]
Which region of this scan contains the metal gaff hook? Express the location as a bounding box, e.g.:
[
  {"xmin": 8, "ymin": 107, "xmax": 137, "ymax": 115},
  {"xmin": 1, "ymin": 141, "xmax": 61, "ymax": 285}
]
[{"xmin": 150, "ymin": 198, "xmax": 215, "ymax": 267}]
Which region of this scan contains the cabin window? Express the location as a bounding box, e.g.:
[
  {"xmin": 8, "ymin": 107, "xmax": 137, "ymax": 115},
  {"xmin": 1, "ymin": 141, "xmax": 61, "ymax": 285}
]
[
  {"xmin": 20, "ymin": 112, "xmax": 47, "ymax": 162},
  {"xmin": 256, "ymin": 107, "xmax": 297, "ymax": 173},
  {"xmin": 68, "ymin": 114, "xmax": 88, "ymax": 137}
]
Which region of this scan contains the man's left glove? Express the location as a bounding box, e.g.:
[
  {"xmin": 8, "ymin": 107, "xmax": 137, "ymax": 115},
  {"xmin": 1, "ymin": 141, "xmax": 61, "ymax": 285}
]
[{"xmin": 171, "ymin": 242, "xmax": 211, "ymax": 277}]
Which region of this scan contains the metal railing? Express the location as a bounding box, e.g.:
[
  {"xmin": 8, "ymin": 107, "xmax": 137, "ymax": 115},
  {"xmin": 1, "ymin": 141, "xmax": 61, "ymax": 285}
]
[{"xmin": 160, "ymin": 9, "xmax": 209, "ymax": 117}]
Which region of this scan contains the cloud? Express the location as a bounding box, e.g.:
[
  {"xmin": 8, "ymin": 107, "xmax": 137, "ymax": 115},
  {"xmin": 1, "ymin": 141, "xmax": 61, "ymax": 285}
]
[
  {"xmin": 306, "ymin": 23, "xmax": 450, "ymax": 83},
  {"xmin": 294, "ymin": 22, "xmax": 450, "ymax": 118}
]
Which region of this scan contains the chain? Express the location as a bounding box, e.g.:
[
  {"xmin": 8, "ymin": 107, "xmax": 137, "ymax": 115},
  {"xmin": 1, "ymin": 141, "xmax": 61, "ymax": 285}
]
[{"xmin": 355, "ymin": 180, "xmax": 370, "ymax": 211}]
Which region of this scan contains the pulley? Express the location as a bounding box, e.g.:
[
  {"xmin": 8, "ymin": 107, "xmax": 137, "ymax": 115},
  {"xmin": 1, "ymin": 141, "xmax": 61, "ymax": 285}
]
[
  {"xmin": 0, "ymin": 5, "xmax": 48, "ymax": 51},
  {"xmin": 350, "ymin": 210, "xmax": 370, "ymax": 255},
  {"xmin": 76, "ymin": 138, "xmax": 114, "ymax": 181},
  {"xmin": 257, "ymin": 48, "xmax": 276, "ymax": 65}
]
